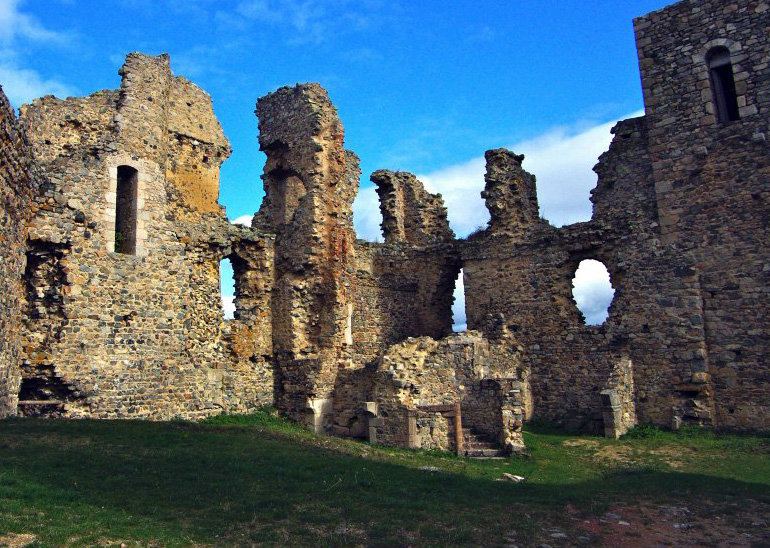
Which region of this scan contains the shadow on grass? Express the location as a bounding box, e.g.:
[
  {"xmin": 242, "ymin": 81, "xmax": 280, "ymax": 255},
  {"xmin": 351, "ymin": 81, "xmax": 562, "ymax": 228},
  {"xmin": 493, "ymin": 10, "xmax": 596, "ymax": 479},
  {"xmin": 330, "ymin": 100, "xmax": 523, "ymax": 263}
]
[{"xmin": 0, "ymin": 418, "xmax": 767, "ymax": 547}]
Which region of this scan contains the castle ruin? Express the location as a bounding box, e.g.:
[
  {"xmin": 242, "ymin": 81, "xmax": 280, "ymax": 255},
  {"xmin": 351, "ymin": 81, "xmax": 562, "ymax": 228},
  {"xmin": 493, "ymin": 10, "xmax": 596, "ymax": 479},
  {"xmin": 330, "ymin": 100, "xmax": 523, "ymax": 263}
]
[{"xmin": 0, "ymin": 0, "xmax": 767, "ymax": 455}]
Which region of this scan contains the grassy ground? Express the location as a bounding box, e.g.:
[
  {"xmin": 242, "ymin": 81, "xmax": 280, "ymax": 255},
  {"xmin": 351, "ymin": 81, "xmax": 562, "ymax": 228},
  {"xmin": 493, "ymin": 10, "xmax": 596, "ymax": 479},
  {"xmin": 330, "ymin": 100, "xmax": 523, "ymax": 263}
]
[{"xmin": 0, "ymin": 411, "xmax": 768, "ymax": 547}]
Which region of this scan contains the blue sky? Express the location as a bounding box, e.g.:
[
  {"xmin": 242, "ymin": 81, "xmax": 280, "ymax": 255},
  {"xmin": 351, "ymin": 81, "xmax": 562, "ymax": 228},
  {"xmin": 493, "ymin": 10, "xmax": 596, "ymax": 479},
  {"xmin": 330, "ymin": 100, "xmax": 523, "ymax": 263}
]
[{"xmin": 1, "ymin": 0, "xmax": 672, "ymax": 324}]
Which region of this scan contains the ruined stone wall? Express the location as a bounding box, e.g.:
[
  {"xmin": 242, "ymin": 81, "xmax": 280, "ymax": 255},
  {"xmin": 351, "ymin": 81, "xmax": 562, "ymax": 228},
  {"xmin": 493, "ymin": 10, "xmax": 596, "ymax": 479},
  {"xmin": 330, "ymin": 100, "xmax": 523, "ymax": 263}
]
[
  {"xmin": 17, "ymin": 53, "xmax": 273, "ymax": 419},
  {"xmin": 371, "ymin": 170, "xmax": 454, "ymax": 246},
  {"xmin": 351, "ymin": 241, "xmax": 459, "ymax": 367},
  {"xmin": 462, "ymin": 122, "xmax": 712, "ymax": 433},
  {"xmin": 0, "ymin": 88, "xmax": 37, "ymax": 417},
  {"xmin": 367, "ymin": 332, "xmax": 527, "ymax": 452},
  {"xmin": 255, "ymin": 84, "xmax": 358, "ymax": 428},
  {"xmin": 634, "ymin": 0, "xmax": 769, "ymax": 429}
]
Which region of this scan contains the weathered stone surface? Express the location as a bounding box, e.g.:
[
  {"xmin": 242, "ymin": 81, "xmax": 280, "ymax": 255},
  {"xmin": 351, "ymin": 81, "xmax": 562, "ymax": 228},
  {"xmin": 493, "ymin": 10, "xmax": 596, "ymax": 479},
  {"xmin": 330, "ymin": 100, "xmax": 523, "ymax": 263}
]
[
  {"xmin": 0, "ymin": 0, "xmax": 767, "ymax": 450},
  {"xmin": 14, "ymin": 53, "xmax": 273, "ymax": 419},
  {"xmin": 372, "ymin": 170, "xmax": 454, "ymax": 246},
  {"xmin": 0, "ymin": 86, "xmax": 38, "ymax": 416}
]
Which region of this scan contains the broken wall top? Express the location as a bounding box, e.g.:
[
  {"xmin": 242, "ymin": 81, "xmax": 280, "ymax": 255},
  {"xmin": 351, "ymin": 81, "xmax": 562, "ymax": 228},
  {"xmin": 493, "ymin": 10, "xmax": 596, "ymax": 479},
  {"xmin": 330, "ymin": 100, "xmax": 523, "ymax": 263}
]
[{"xmin": 20, "ymin": 53, "xmax": 231, "ymax": 214}]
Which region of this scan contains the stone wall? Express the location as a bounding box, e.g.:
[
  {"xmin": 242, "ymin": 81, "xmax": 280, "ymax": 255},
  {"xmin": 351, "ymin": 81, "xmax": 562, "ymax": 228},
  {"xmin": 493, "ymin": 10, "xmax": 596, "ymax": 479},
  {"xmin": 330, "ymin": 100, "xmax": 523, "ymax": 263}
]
[
  {"xmin": 372, "ymin": 170, "xmax": 454, "ymax": 246},
  {"xmin": 0, "ymin": 0, "xmax": 767, "ymax": 441},
  {"xmin": 352, "ymin": 241, "xmax": 459, "ymax": 367},
  {"xmin": 462, "ymin": 121, "xmax": 711, "ymax": 434},
  {"xmin": 16, "ymin": 53, "xmax": 274, "ymax": 419},
  {"xmin": 0, "ymin": 87, "xmax": 37, "ymax": 417},
  {"xmin": 254, "ymin": 84, "xmax": 358, "ymax": 429},
  {"xmin": 366, "ymin": 331, "xmax": 528, "ymax": 453},
  {"xmin": 634, "ymin": 0, "xmax": 769, "ymax": 429}
]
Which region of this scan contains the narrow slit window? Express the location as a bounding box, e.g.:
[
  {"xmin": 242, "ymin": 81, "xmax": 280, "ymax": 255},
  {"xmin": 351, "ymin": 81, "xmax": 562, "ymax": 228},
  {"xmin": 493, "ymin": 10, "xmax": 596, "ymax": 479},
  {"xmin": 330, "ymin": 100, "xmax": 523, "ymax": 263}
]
[
  {"xmin": 220, "ymin": 257, "xmax": 236, "ymax": 320},
  {"xmin": 115, "ymin": 166, "xmax": 138, "ymax": 254},
  {"xmin": 706, "ymin": 46, "xmax": 740, "ymax": 123}
]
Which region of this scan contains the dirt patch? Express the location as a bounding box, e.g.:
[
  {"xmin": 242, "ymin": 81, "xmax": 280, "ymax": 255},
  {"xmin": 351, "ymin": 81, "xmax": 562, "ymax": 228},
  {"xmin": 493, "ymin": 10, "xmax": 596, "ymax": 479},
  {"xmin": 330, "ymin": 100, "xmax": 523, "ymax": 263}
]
[
  {"xmin": 593, "ymin": 444, "xmax": 635, "ymax": 465},
  {"xmin": 562, "ymin": 439, "xmax": 600, "ymax": 448},
  {"xmin": 0, "ymin": 533, "xmax": 36, "ymax": 547},
  {"xmin": 649, "ymin": 445, "xmax": 695, "ymax": 469},
  {"xmin": 567, "ymin": 499, "xmax": 769, "ymax": 547}
]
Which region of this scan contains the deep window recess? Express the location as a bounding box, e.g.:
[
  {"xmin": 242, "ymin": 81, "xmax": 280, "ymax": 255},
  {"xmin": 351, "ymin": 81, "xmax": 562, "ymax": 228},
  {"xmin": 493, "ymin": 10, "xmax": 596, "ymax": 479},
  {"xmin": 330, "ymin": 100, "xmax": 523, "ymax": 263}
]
[
  {"xmin": 706, "ymin": 46, "xmax": 741, "ymax": 123},
  {"xmin": 115, "ymin": 166, "xmax": 138, "ymax": 254}
]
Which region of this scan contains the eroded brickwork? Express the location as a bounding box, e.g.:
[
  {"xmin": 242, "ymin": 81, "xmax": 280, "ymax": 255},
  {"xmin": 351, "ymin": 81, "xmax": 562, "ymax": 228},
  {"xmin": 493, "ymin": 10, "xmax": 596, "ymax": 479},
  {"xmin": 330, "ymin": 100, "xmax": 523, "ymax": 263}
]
[
  {"xmin": 366, "ymin": 331, "xmax": 528, "ymax": 454},
  {"xmin": 372, "ymin": 170, "xmax": 454, "ymax": 246},
  {"xmin": 254, "ymin": 84, "xmax": 358, "ymax": 429}
]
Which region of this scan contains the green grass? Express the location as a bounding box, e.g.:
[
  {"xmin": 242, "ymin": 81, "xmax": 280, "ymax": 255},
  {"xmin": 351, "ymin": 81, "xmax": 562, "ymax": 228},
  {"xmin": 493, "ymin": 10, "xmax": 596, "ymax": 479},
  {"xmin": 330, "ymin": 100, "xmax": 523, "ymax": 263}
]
[{"xmin": 0, "ymin": 411, "xmax": 768, "ymax": 547}]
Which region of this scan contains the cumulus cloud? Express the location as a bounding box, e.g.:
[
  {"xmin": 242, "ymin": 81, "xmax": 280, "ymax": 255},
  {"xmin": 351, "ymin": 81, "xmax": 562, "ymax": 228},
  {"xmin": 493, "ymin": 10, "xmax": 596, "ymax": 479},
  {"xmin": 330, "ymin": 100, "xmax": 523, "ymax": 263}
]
[
  {"xmin": 572, "ymin": 259, "xmax": 615, "ymax": 325},
  {"xmin": 222, "ymin": 295, "xmax": 235, "ymax": 319},
  {"xmin": 354, "ymin": 112, "xmax": 643, "ymax": 241},
  {"xmin": 230, "ymin": 214, "xmax": 253, "ymax": 226},
  {"xmin": 0, "ymin": 0, "xmax": 74, "ymax": 107}
]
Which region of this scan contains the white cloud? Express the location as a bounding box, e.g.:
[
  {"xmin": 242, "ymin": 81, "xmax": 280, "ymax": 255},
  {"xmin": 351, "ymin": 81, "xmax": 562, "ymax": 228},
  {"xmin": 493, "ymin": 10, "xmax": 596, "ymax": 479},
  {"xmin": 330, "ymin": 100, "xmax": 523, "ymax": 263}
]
[
  {"xmin": 419, "ymin": 156, "xmax": 488, "ymax": 238},
  {"xmin": 0, "ymin": 0, "xmax": 69, "ymax": 46},
  {"xmin": 352, "ymin": 113, "xmax": 640, "ymax": 324},
  {"xmin": 230, "ymin": 214, "xmax": 253, "ymax": 226},
  {"xmin": 352, "ymin": 186, "xmax": 382, "ymax": 241},
  {"xmin": 353, "ymin": 112, "xmax": 643, "ymax": 241},
  {"xmin": 572, "ymin": 259, "xmax": 615, "ymax": 325},
  {"xmin": 516, "ymin": 115, "xmax": 642, "ymax": 226},
  {"xmin": 0, "ymin": 0, "xmax": 74, "ymax": 108},
  {"xmin": 222, "ymin": 295, "xmax": 235, "ymax": 319},
  {"xmin": 0, "ymin": 64, "xmax": 73, "ymax": 106},
  {"xmin": 453, "ymin": 268, "xmax": 466, "ymax": 331}
]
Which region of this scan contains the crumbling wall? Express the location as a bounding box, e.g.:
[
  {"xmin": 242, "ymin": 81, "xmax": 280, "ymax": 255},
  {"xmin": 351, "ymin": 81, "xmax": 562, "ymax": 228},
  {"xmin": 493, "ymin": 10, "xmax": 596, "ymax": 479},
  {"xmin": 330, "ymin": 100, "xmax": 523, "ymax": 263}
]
[
  {"xmin": 367, "ymin": 332, "xmax": 528, "ymax": 452},
  {"xmin": 17, "ymin": 53, "xmax": 273, "ymax": 419},
  {"xmin": 255, "ymin": 84, "xmax": 358, "ymax": 429},
  {"xmin": 634, "ymin": 0, "xmax": 769, "ymax": 429},
  {"xmin": 372, "ymin": 170, "xmax": 454, "ymax": 246},
  {"xmin": 462, "ymin": 124, "xmax": 712, "ymax": 434},
  {"xmin": 352, "ymin": 241, "xmax": 459, "ymax": 367},
  {"xmin": 0, "ymin": 87, "xmax": 38, "ymax": 417}
]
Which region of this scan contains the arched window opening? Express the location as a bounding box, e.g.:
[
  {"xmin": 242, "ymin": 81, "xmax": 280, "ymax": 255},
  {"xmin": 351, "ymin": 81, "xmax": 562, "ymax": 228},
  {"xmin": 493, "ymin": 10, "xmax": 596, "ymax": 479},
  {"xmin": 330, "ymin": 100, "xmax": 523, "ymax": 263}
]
[
  {"xmin": 452, "ymin": 268, "xmax": 467, "ymax": 332},
  {"xmin": 220, "ymin": 258, "xmax": 236, "ymax": 320},
  {"xmin": 706, "ymin": 46, "xmax": 740, "ymax": 123},
  {"xmin": 115, "ymin": 165, "xmax": 138, "ymax": 254},
  {"xmin": 571, "ymin": 259, "xmax": 615, "ymax": 325}
]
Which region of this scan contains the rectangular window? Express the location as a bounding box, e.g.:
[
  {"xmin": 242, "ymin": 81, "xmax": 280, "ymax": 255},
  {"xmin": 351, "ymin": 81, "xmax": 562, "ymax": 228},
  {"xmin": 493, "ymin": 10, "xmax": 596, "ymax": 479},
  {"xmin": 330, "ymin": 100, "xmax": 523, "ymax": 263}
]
[{"xmin": 115, "ymin": 165, "xmax": 138, "ymax": 254}]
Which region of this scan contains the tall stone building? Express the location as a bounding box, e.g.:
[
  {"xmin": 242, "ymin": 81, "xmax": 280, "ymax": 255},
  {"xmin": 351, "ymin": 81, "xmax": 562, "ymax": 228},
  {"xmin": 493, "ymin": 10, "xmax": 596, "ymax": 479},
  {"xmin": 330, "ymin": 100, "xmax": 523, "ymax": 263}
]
[{"xmin": 0, "ymin": 0, "xmax": 766, "ymax": 451}]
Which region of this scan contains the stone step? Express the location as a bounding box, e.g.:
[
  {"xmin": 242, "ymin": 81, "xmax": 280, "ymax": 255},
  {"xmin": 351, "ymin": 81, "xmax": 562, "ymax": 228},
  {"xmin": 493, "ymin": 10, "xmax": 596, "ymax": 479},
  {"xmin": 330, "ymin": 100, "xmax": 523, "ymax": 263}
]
[
  {"xmin": 18, "ymin": 400, "xmax": 64, "ymax": 405},
  {"xmin": 464, "ymin": 448, "xmax": 507, "ymax": 458}
]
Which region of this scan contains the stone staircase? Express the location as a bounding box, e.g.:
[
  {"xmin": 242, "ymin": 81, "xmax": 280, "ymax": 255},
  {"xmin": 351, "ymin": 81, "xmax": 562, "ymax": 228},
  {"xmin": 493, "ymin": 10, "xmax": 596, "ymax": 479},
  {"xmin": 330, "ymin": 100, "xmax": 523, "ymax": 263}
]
[{"xmin": 460, "ymin": 428, "xmax": 506, "ymax": 458}]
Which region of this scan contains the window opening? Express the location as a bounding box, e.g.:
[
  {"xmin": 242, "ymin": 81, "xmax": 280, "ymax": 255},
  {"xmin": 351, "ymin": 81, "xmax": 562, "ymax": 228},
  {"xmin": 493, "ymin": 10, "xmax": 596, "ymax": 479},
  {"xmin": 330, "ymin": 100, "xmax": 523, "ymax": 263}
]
[
  {"xmin": 452, "ymin": 268, "xmax": 467, "ymax": 332},
  {"xmin": 571, "ymin": 259, "xmax": 615, "ymax": 325},
  {"xmin": 706, "ymin": 46, "xmax": 740, "ymax": 123},
  {"xmin": 220, "ymin": 258, "xmax": 236, "ymax": 320},
  {"xmin": 115, "ymin": 166, "xmax": 138, "ymax": 254}
]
